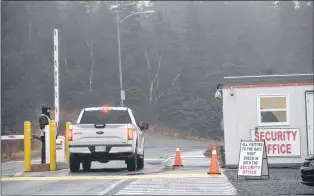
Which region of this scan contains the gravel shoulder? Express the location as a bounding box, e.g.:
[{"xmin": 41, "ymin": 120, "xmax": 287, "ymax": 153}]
[{"xmin": 223, "ymin": 168, "xmax": 314, "ymax": 195}]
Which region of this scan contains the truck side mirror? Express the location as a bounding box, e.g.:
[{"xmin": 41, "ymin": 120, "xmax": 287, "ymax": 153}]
[{"xmin": 140, "ymin": 122, "xmax": 149, "ymax": 130}]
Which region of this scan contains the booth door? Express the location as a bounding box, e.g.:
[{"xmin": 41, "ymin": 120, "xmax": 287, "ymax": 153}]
[{"xmin": 306, "ymin": 91, "xmax": 314, "ymax": 155}]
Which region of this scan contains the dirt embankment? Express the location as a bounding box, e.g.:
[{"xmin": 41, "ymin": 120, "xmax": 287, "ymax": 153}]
[{"xmin": 1, "ymin": 139, "xmax": 42, "ymax": 162}]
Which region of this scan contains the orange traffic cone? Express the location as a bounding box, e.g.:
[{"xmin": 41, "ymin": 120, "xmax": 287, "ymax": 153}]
[
  {"xmin": 207, "ymin": 145, "xmax": 221, "ymax": 175},
  {"xmin": 173, "ymin": 145, "xmax": 183, "ymax": 167}
]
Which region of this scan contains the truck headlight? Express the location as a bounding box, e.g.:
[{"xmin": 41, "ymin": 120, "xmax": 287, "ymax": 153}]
[{"xmin": 310, "ymin": 160, "xmax": 314, "ymax": 166}]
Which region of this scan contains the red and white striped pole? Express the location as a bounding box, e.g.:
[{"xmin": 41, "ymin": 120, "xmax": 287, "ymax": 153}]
[
  {"xmin": 1, "ymin": 135, "xmax": 24, "ymax": 141},
  {"xmin": 54, "ymin": 29, "xmax": 59, "ymax": 129}
]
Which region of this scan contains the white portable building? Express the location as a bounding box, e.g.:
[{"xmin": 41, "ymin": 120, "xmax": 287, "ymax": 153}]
[{"xmin": 218, "ymin": 74, "xmax": 314, "ymax": 168}]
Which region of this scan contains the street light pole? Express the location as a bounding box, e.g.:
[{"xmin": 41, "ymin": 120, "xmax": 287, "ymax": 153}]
[
  {"xmin": 116, "ymin": 10, "xmax": 155, "ymax": 107},
  {"xmin": 116, "ymin": 12, "xmax": 123, "ymax": 107}
]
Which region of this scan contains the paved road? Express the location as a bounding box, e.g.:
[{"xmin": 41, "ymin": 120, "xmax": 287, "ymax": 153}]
[
  {"xmin": 3, "ymin": 132, "xmax": 311, "ymax": 195},
  {"xmin": 2, "ymin": 132, "xmax": 233, "ymax": 195},
  {"xmin": 5, "ymin": 132, "xmax": 309, "ymax": 195},
  {"xmin": 1, "ymin": 132, "xmax": 210, "ymax": 177},
  {"xmin": 142, "ymin": 132, "xmax": 211, "ymax": 159}
]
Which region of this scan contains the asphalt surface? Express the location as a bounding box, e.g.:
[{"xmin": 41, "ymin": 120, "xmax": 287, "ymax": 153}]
[
  {"xmin": 1, "ymin": 133, "xmax": 210, "ymax": 177},
  {"xmin": 1, "ymin": 132, "xmax": 218, "ymax": 195},
  {"xmin": 224, "ymin": 168, "xmax": 314, "ymax": 195},
  {"xmin": 2, "ymin": 133, "xmax": 313, "ymax": 195},
  {"xmin": 1, "ymin": 160, "xmax": 41, "ymax": 177},
  {"xmin": 143, "ymin": 132, "xmax": 211, "ymax": 159}
]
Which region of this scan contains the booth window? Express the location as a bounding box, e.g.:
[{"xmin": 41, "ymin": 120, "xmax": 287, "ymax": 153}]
[{"xmin": 257, "ymin": 95, "xmax": 290, "ymax": 126}]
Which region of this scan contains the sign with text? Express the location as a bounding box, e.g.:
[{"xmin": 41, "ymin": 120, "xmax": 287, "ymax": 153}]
[
  {"xmin": 237, "ymin": 141, "xmax": 267, "ymax": 177},
  {"xmin": 250, "ymin": 128, "xmax": 301, "ymax": 157}
]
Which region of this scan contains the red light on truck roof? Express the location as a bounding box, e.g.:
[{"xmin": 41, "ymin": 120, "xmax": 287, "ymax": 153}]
[{"xmin": 102, "ymin": 105, "xmax": 110, "ymax": 113}]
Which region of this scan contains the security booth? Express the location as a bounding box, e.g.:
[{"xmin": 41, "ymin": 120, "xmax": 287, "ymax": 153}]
[
  {"xmin": 45, "ymin": 125, "xmax": 66, "ymax": 164},
  {"xmin": 23, "ymin": 120, "xmax": 71, "ymax": 172},
  {"xmin": 216, "ymin": 73, "xmax": 314, "ymax": 168}
]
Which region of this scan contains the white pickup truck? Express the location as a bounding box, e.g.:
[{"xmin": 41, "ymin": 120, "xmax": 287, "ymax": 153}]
[{"xmin": 68, "ymin": 106, "xmax": 148, "ymax": 172}]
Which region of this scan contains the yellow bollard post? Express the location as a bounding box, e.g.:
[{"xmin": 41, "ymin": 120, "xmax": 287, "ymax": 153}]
[
  {"xmin": 24, "ymin": 121, "xmax": 32, "ymax": 172},
  {"xmin": 49, "ymin": 120, "xmax": 57, "ymax": 171},
  {"xmin": 65, "ymin": 122, "xmax": 72, "ymax": 164}
]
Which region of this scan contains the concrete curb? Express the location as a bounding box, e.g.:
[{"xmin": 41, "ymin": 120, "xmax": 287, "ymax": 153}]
[
  {"xmin": 162, "ymin": 150, "xmax": 210, "ymax": 168},
  {"xmin": 163, "ymin": 155, "xmax": 210, "ymax": 168},
  {"xmin": 28, "ymin": 162, "xmax": 68, "ymax": 172}
]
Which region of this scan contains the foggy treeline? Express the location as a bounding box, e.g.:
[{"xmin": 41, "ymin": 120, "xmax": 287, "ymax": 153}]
[{"xmin": 2, "ymin": 1, "xmax": 313, "ymax": 139}]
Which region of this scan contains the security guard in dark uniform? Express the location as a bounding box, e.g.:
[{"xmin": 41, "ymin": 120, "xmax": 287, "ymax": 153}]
[{"xmin": 39, "ymin": 106, "xmax": 52, "ymax": 163}]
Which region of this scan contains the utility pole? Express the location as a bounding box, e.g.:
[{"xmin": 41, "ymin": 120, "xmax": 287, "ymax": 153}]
[{"xmin": 116, "ymin": 10, "xmax": 155, "ymax": 107}]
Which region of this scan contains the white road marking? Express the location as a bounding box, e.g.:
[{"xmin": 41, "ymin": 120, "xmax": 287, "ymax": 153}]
[
  {"xmin": 115, "ymin": 177, "xmax": 237, "ymax": 195},
  {"xmin": 2, "ymin": 160, "xmax": 41, "ymax": 164},
  {"xmin": 97, "ymin": 179, "xmax": 126, "ymax": 195}
]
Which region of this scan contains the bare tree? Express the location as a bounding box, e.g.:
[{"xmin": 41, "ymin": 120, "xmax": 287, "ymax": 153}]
[
  {"xmin": 144, "ymin": 48, "xmax": 181, "ymax": 122},
  {"xmin": 28, "ymin": 22, "xmax": 32, "ymax": 47},
  {"xmin": 154, "ymin": 68, "xmax": 181, "ymax": 103},
  {"xmin": 145, "ymin": 49, "xmax": 163, "ymax": 105},
  {"xmin": 64, "ymin": 57, "xmax": 82, "ymax": 80}
]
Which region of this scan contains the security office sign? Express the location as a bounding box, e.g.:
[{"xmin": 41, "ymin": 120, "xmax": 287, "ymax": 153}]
[{"xmin": 250, "ymin": 128, "xmax": 301, "ymax": 157}]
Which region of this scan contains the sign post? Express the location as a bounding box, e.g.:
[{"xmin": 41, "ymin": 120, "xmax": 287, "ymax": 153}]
[
  {"xmin": 237, "ymin": 140, "xmax": 269, "ymax": 180},
  {"xmin": 53, "ymin": 29, "xmax": 59, "ymax": 129}
]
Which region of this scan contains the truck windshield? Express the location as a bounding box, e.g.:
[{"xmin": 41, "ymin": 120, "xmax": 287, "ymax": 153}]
[{"xmin": 79, "ymin": 110, "xmax": 132, "ymax": 124}]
